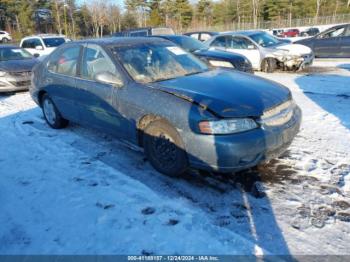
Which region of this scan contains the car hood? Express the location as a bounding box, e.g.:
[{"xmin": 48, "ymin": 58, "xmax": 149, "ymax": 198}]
[
  {"xmin": 275, "ymin": 43, "xmax": 312, "ymax": 55},
  {"xmin": 194, "ymin": 48, "xmax": 246, "ymax": 61},
  {"xmin": 0, "ymin": 58, "xmax": 39, "ymax": 72},
  {"xmin": 152, "ymin": 69, "xmax": 291, "ymax": 118}
]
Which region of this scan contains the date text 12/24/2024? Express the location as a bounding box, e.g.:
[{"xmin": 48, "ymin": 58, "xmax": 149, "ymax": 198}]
[{"xmin": 127, "ymin": 256, "xmax": 219, "ymax": 261}]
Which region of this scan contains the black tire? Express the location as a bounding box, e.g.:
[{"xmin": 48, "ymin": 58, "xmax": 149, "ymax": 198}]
[
  {"xmin": 261, "ymin": 58, "xmax": 277, "ymax": 73},
  {"xmin": 143, "ymin": 119, "xmax": 188, "ymax": 177},
  {"xmin": 2, "ymin": 38, "xmax": 8, "ymax": 43},
  {"xmin": 41, "ymin": 94, "xmax": 69, "ymax": 129}
]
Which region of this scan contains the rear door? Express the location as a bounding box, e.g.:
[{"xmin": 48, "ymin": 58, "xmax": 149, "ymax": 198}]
[
  {"xmin": 209, "ymin": 35, "xmax": 228, "ymax": 51},
  {"xmin": 45, "ymin": 44, "xmax": 82, "ymax": 121},
  {"xmin": 75, "ymin": 43, "xmax": 127, "ymax": 137}
]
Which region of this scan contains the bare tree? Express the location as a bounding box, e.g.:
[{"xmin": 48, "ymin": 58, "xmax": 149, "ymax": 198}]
[
  {"xmin": 314, "ymin": 0, "xmax": 323, "ymax": 24},
  {"xmin": 88, "ymin": 0, "xmax": 108, "ymax": 37},
  {"xmin": 107, "ymin": 4, "xmax": 122, "ymax": 34},
  {"xmin": 53, "ymin": 0, "xmax": 63, "ymax": 34},
  {"xmin": 252, "ymin": 0, "xmax": 261, "ymax": 28}
]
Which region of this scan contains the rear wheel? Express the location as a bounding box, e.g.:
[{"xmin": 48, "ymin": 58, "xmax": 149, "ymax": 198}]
[
  {"xmin": 143, "ymin": 119, "xmax": 188, "ymax": 177},
  {"xmin": 41, "ymin": 94, "xmax": 68, "ymax": 129},
  {"xmin": 261, "ymin": 58, "xmax": 277, "ymax": 73}
]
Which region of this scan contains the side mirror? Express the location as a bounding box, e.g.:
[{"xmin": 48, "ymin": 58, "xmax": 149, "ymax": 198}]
[
  {"xmin": 247, "ymin": 44, "xmax": 256, "ymax": 50},
  {"xmin": 316, "ymin": 33, "xmax": 325, "ymax": 39},
  {"xmin": 34, "ymin": 53, "xmax": 40, "ymax": 58},
  {"xmin": 35, "ymin": 45, "xmax": 44, "ymax": 50},
  {"xmin": 95, "ymin": 72, "xmax": 123, "ymax": 87}
]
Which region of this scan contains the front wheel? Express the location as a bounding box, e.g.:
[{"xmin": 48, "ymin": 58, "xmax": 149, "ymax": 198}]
[
  {"xmin": 261, "ymin": 58, "xmax": 277, "ymax": 73},
  {"xmin": 143, "ymin": 119, "xmax": 189, "ymax": 177},
  {"xmin": 42, "ymin": 94, "xmax": 69, "ymax": 129}
]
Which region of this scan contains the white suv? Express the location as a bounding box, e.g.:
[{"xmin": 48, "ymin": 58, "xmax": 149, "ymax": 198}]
[
  {"xmin": 20, "ymin": 35, "xmax": 69, "ymax": 57},
  {"xmin": 0, "ymin": 31, "xmax": 12, "ymax": 43}
]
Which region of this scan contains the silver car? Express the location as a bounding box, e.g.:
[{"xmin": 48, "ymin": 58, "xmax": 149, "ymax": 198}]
[
  {"xmin": 205, "ymin": 30, "xmax": 314, "ymax": 72},
  {"xmin": 0, "ymin": 46, "xmax": 38, "ymax": 93}
]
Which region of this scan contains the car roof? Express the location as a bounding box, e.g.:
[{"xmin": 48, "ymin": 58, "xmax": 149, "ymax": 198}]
[
  {"xmin": 21, "ymin": 34, "xmax": 67, "ymax": 40},
  {"xmin": 0, "ymin": 45, "xmax": 21, "ymax": 49},
  {"xmin": 153, "ymin": 34, "xmax": 187, "ymax": 39},
  {"xmin": 327, "ymin": 23, "xmax": 350, "ymax": 30},
  {"xmin": 73, "ymin": 37, "xmax": 170, "ymax": 46},
  {"xmin": 184, "ymin": 31, "xmax": 218, "ymax": 35},
  {"xmin": 220, "ymin": 30, "xmax": 266, "ymax": 36}
]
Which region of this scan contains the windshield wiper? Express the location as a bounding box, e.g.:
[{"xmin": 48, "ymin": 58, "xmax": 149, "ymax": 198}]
[
  {"xmin": 152, "ymin": 71, "xmax": 203, "ymax": 82},
  {"xmin": 184, "ymin": 70, "xmax": 205, "ymax": 77},
  {"xmin": 152, "ymin": 76, "xmax": 179, "ymax": 83}
]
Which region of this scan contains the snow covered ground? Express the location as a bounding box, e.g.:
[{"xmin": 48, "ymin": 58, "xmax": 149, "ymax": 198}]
[{"xmin": 0, "ymin": 59, "xmax": 350, "ymax": 256}]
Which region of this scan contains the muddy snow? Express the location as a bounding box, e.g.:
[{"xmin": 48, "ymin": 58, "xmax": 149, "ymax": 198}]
[{"xmin": 0, "ymin": 59, "xmax": 349, "ymax": 255}]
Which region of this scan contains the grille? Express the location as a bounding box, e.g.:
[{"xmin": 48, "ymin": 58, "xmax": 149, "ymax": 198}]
[
  {"xmin": 9, "ymin": 71, "xmax": 31, "ymax": 77},
  {"xmin": 260, "ymin": 99, "xmax": 294, "ymax": 126}
]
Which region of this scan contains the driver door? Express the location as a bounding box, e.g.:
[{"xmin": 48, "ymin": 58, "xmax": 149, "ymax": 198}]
[
  {"xmin": 227, "ymin": 36, "xmax": 261, "ymax": 70},
  {"xmin": 313, "ymin": 26, "xmax": 347, "ymax": 58}
]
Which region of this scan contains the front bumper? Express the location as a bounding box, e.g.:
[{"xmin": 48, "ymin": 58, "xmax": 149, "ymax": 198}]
[
  {"xmin": 184, "ymin": 106, "xmax": 302, "ymax": 172},
  {"xmin": 281, "ymin": 53, "xmax": 314, "ymax": 70},
  {"xmin": 0, "ymin": 74, "xmax": 31, "ymax": 93}
]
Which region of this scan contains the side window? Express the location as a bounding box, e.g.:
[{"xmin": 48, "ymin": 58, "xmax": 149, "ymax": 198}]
[
  {"xmin": 189, "ymin": 33, "xmax": 199, "ymax": 40},
  {"xmin": 211, "ymin": 36, "xmax": 227, "ymax": 47},
  {"xmin": 47, "ymin": 45, "xmax": 81, "ymax": 76},
  {"xmin": 130, "ymin": 31, "xmax": 148, "ymax": 37},
  {"xmin": 322, "ymin": 27, "xmax": 346, "ymax": 39},
  {"xmin": 32, "ymin": 38, "xmax": 43, "ymax": 48},
  {"xmin": 200, "ymin": 33, "xmax": 212, "ymax": 41},
  {"xmin": 344, "ymin": 26, "xmax": 350, "ymax": 37},
  {"xmin": 81, "ymin": 44, "xmax": 120, "ymax": 82},
  {"xmin": 21, "ymin": 40, "xmax": 31, "ymax": 48},
  {"xmin": 231, "ymin": 37, "xmax": 255, "ymax": 49}
]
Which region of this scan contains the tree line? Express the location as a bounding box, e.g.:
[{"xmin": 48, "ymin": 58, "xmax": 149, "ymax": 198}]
[{"xmin": 0, "ymin": 0, "xmax": 349, "ymax": 40}]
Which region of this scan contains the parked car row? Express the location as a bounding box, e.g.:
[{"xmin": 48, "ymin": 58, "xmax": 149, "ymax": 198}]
[
  {"xmin": 204, "ymin": 30, "xmax": 314, "ymax": 72},
  {"xmin": 4, "ymin": 23, "xmax": 347, "ymax": 177},
  {"xmin": 296, "ymin": 23, "xmax": 350, "ymax": 58},
  {"xmin": 0, "ymin": 34, "xmax": 69, "ymax": 93},
  {"xmin": 272, "ymin": 27, "xmax": 320, "ymax": 38},
  {"xmin": 186, "ymin": 23, "xmax": 350, "ymax": 60},
  {"xmin": 29, "ymin": 37, "xmax": 302, "ymax": 176}
]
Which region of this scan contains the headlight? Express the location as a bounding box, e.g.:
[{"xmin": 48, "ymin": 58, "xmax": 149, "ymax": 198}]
[
  {"xmin": 209, "ymin": 60, "xmax": 234, "ymax": 68},
  {"xmin": 199, "ymin": 118, "xmax": 258, "ymax": 135},
  {"xmin": 0, "ymin": 71, "xmax": 7, "ymax": 77}
]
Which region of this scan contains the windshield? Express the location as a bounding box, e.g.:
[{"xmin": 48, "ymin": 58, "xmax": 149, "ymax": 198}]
[
  {"xmin": 168, "ymin": 36, "xmax": 207, "ymax": 52},
  {"xmin": 43, "ymin": 37, "xmax": 66, "ymax": 47},
  {"xmin": 112, "ymin": 43, "xmax": 208, "ymax": 83},
  {"xmin": 249, "ymin": 32, "xmax": 281, "ymax": 47},
  {"xmin": 0, "ymin": 48, "xmax": 33, "ymax": 61}
]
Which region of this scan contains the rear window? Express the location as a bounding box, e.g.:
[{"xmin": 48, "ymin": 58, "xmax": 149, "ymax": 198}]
[
  {"xmin": 130, "ymin": 31, "xmax": 148, "ymax": 37},
  {"xmin": 152, "ymin": 28, "xmax": 175, "ymax": 35},
  {"xmin": 43, "ymin": 37, "xmax": 66, "ymax": 48}
]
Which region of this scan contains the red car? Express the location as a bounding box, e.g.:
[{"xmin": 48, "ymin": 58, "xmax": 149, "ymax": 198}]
[{"xmin": 282, "ymin": 29, "xmax": 300, "ymax": 38}]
